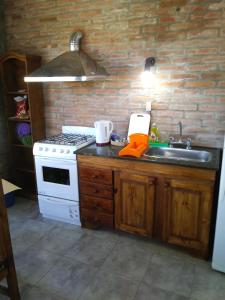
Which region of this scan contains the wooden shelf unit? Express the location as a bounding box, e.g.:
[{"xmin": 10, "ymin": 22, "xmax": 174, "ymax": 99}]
[{"xmin": 0, "ymin": 51, "xmax": 45, "ymax": 198}]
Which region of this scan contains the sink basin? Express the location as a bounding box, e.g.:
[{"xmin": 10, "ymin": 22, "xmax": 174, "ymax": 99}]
[{"xmin": 144, "ymin": 147, "xmax": 212, "ymax": 163}]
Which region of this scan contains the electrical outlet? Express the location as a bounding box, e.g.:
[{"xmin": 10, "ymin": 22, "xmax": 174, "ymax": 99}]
[{"xmin": 146, "ymin": 101, "xmax": 151, "ymax": 112}]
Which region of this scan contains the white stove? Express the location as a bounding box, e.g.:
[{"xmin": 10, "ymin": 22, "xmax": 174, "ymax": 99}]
[
  {"xmin": 33, "ymin": 126, "xmax": 95, "ymax": 225},
  {"xmin": 33, "ymin": 126, "xmax": 95, "ymax": 159}
]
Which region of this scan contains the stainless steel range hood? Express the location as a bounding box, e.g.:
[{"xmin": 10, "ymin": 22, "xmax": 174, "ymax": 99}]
[{"xmin": 24, "ymin": 32, "xmax": 108, "ymax": 82}]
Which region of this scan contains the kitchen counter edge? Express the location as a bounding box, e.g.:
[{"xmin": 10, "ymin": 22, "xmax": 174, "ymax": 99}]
[{"xmin": 76, "ymin": 143, "xmax": 221, "ymax": 170}]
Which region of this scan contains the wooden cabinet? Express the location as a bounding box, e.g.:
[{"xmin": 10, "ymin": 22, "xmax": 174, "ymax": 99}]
[
  {"xmin": 77, "ymin": 155, "xmax": 217, "ymax": 259},
  {"xmin": 79, "ymin": 165, "xmax": 114, "ymax": 228},
  {"xmin": 0, "ymin": 52, "xmax": 45, "ymax": 197},
  {"xmin": 115, "ymin": 171, "xmax": 156, "ymax": 236},
  {"xmin": 164, "ymin": 178, "xmax": 214, "ymax": 257}
]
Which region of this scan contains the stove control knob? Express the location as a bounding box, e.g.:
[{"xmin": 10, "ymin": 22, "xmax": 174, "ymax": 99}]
[
  {"xmin": 45, "ymin": 147, "xmax": 48, "ymax": 151},
  {"xmin": 39, "ymin": 147, "xmax": 43, "ymax": 151},
  {"xmin": 52, "ymin": 149, "xmax": 56, "ymax": 152},
  {"xmin": 66, "ymin": 150, "xmax": 70, "ymax": 154},
  {"xmin": 60, "ymin": 149, "xmax": 64, "ymax": 153}
]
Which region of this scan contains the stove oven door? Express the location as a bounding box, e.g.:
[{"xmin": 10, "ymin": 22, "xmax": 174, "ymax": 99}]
[{"xmin": 34, "ymin": 156, "xmax": 78, "ymax": 201}]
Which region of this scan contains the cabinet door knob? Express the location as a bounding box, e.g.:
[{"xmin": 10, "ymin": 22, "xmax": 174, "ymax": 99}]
[
  {"xmin": 149, "ymin": 178, "xmax": 156, "ymax": 185},
  {"xmin": 164, "ymin": 182, "xmax": 170, "ymax": 188}
]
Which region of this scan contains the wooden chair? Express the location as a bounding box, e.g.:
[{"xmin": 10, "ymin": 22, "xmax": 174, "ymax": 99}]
[{"xmin": 0, "ymin": 180, "xmax": 20, "ymax": 299}]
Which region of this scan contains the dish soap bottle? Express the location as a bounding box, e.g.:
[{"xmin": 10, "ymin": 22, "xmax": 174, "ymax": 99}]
[{"xmin": 150, "ymin": 123, "xmax": 160, "ymax": 142}]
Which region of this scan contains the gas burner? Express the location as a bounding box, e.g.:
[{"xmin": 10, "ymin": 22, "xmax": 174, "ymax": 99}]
[{"xmin": 39, "ymin": 133, "xmax": 95, "ymax": 146}]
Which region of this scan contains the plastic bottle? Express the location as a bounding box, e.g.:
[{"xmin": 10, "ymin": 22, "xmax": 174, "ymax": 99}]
[{"xmin": 150, "ymin": 123, "xmax": 160, "ymax": 142}]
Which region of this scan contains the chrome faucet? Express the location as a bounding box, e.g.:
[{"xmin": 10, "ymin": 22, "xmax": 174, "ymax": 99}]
[
  {"xmin": 169, "ymin": 121, "xmax": 192, "ymax": 150},
  {"xmin": 186, "ymin": 138, "xmax": 192, "ymax": 150}
]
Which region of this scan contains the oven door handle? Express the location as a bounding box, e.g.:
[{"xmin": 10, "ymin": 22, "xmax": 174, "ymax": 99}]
[{"xmin": 36, "ymin": 157, "xmax": 77, "ymax": 165}]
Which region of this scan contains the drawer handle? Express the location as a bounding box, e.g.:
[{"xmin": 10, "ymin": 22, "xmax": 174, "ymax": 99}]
[
  {"xmin": 164, "ymin": 182, "xmax": 170, "ymax": 188},
  {"xmin": 94, "ymin": 204, "xmax": 101, "ymax": 209}
]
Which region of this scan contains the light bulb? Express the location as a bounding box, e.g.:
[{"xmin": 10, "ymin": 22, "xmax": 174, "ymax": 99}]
[{"xmin": 141, "ymin": 71, "xmax": 154, "ymax": 86}]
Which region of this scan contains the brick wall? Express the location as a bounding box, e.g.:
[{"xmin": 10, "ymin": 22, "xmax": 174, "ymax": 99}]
[
  {"xmin": 4, "ymin": 0, "xmax": 225, "ymax": 147},
  {"xmin": 0, "ymin": 0, "xmax": 8, "ymax": 178}
]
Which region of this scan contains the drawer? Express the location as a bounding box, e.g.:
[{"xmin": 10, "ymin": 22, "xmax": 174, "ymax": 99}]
[
  {"xmin": 79, "ymin": 181, "xmax": 113, "ymax": 199},
  {"xmin": 80, "ymin": 208, "xmax": 114, "ymax": 228},
  {"xmin": 79, "ymin": 166, "xmax": 112, "ymax": 185},
  {"xmin": 38, "ymin": 195, "xmax": 80, "ymax": 226},
  {"xmin": 80, "ymin": 194, "xmax": 113, "ymax": 214}
]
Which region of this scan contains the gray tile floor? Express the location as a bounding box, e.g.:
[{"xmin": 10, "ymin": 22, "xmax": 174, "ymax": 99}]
[{"xmin": 2, "ymin": 197, "xmax": 225, "ymax": 300}]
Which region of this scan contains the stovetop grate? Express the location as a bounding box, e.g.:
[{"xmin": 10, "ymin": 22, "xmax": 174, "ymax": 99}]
[{"xmin": 39, "ymin": 133, "xmax": 95, "ymax": 146}]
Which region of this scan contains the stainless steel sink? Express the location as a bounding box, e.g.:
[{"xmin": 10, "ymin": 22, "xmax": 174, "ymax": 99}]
[{"xmin": 144, "ymin": 147, "xmax": 212, "ymax": 163}]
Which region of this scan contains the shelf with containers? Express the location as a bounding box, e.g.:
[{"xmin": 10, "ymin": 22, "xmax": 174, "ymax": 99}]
[{"xmin": 0, "ymin": 52, "xmax": 45, "ymax": 198}]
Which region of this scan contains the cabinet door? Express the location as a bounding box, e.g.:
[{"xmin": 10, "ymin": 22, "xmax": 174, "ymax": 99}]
[
  {"xmin": 115, "ymin": 171, "xmax": 156, "ymax": 236},
  {"xmin": 165, "ymin": 178, "xmax": 213, "ymax": 255}
]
